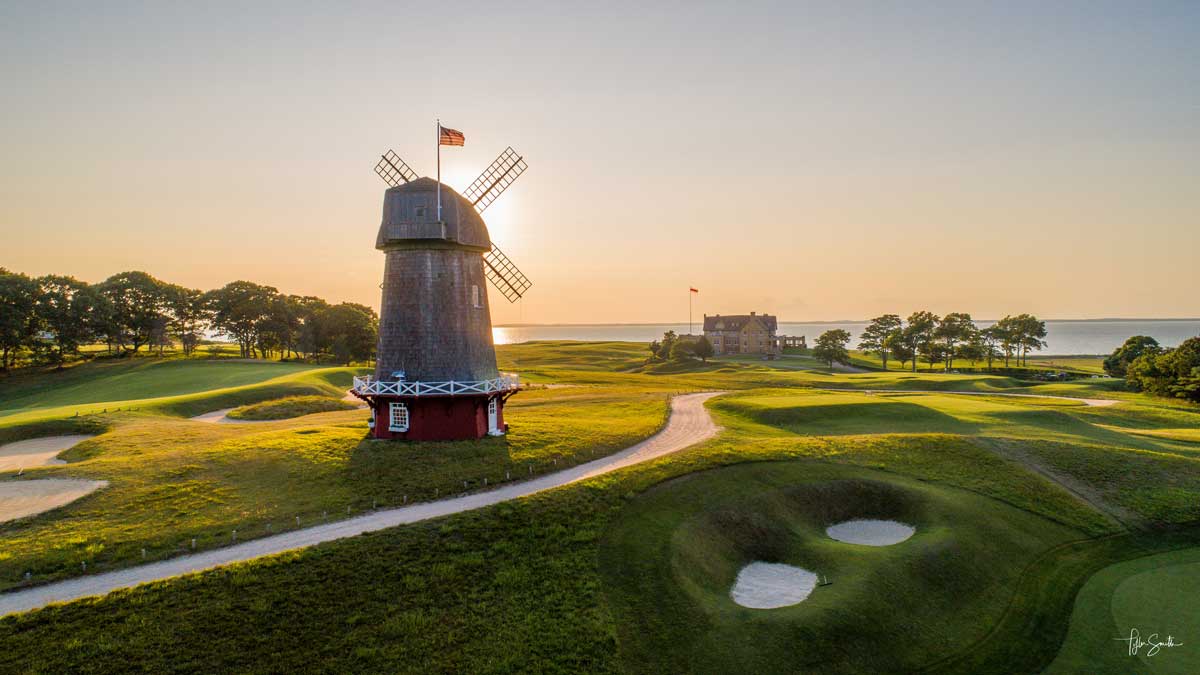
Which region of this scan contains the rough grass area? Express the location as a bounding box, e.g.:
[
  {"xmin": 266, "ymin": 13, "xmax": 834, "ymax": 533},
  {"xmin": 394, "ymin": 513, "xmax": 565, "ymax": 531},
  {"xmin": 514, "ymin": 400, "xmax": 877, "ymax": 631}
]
[
  {"xmin": 0, "ymin": 384, "xmax": 668, "ymax": 591},
  {"xmin": 227, "ymin": 395, "xmax": 358, "ymax": 420},
  {"xmin": 600, "ymin": 462, "xmax": 1082, "ymax": 674}
]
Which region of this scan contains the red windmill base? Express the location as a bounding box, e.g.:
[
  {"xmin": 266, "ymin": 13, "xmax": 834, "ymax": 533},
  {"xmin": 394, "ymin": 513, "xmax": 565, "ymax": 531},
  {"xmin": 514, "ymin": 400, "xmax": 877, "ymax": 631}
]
[{"xmin": 353, "ymin": 375, "xmax": 520, "ymax": 441}]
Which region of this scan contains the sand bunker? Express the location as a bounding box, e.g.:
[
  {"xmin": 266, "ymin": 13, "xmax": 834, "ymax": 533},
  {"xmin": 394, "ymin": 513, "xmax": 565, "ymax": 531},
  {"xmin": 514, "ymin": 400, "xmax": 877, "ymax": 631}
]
[
  {"xmin": 826, "ymin": 519, "xmax": 915, "ymax": 546},
  {"xmin": 0, "ymin": 478, "xmax": 108, "ymax": 522},
  {"xmin": 0, "ymin": 435, "xmax": 95, "ymax": 472},
  {"xmin": 730, "ymin": 562, "xmax": 818, "ymax": 609}
]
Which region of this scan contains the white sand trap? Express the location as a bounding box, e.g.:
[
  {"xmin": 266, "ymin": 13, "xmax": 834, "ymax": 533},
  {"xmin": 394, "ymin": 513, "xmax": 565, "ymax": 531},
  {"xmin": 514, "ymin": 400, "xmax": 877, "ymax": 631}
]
[
  {"xmin": 730, "ymin": 562, "xmax": 818, "ymax": 609},
  {"xmin": 826, "ymin": 519, "xmax": 915, "ymax": 546},
  {"xmin": 0, "ymin": 435, "xmax": 95, "ymax": 472},
  {"xmin": 0, "ymin": 478, "xmax": 108, "ymax": 522}
]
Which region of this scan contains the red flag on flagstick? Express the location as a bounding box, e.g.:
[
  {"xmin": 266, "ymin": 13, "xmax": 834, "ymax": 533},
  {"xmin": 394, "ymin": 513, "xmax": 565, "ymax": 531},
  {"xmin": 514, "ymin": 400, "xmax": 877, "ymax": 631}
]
[
  {"xmin": 690, "ymin": 287, "xmax": 699, "ymax": 293},
  {"xmin": 439, "ymin": 126, "xmax": 465, "ymax": 146}
]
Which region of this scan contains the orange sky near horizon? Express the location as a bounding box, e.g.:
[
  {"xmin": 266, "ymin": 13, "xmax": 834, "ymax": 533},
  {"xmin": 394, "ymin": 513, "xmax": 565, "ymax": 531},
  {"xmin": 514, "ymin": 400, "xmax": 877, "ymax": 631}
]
[{"xmin": 3, "ymin": 2, "xmax": 1198, "ymax": 324}]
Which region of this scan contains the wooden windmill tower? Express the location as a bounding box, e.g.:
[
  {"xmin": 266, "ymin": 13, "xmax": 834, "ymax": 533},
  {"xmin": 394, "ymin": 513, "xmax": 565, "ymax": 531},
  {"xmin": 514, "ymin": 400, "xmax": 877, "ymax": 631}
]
[{"xmin": 351, "ymin": 134, "xmax": 531, "ymax": 441}]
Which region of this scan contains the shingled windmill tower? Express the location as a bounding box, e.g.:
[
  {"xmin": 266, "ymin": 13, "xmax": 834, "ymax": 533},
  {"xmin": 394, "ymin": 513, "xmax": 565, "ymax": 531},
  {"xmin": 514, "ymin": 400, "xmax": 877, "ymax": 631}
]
[{"xmin": 351, "ymin": 126, "xmax": 531, "ymax": 441}]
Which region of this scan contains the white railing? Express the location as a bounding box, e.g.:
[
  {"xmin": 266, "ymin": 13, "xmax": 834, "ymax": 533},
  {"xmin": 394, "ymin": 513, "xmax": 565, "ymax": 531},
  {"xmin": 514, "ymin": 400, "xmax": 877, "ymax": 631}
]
[{"xmin": 352, "ymin": 373, "xmax": 520, "ymax": 397}]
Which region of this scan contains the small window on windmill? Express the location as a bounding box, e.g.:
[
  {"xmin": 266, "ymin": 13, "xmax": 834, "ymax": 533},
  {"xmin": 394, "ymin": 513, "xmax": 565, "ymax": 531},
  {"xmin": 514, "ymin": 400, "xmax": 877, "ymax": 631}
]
[
  {"xmin": 389, "ymin": 402, "xmax": 409, "ymax": 432},
  {"xmin": 471, "ymin": 284, "xmax": 482, "ymax": 309}
]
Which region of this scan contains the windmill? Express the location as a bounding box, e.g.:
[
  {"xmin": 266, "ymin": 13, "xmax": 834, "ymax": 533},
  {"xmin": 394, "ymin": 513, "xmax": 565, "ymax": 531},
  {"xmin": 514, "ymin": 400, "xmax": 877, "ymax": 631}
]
[
  {"xmin": 374, "ymin": 147, "xmax": 532, "ymax": 302},
  {"xmin": 350, "ymin": 141, "xmax": 529, "ymax": 441}
]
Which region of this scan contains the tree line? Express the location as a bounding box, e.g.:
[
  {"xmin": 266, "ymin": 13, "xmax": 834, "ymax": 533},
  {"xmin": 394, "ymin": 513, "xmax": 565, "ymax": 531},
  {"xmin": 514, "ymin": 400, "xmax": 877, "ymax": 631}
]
[
  {"xmin": 0, "ymin": 268, "xmax": 378, "ymax": 370},
  {"xmin": 813, "ymin": 312, "xmax": 1048, "ymax": 371},
  {"xmin": 1104, "ymin": 335, "xmax": 1200, "ymax": 402}
]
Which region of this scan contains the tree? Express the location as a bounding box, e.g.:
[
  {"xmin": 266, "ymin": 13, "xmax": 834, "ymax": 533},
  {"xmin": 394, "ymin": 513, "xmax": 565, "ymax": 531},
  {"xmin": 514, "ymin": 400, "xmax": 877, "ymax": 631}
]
[
  {"xmin": 35, "ymin": 275, "xmax": 100, "ymax": 365},
  {"xmin": 294, "ymin": 296, "xmax": 332, "ymax": 359},
  {"xmin": 1013, "ymin": 314, "xmax": 1048, "ymax": 366},
  {"xmin": 901, "ymin": 311, "xmax": 939, "ymax": 372},
  {"xmin": 0, "ymin": 269, "xmax": 39, "ymax": 370},
  {"xmin": 1125, "ymin": 337, "xmax": 1200, "ymax": 401},
  {"xmin": 980, "ymin": 325, "xmax": 1005, "ymax": 369},
  {"xmin": 653, "ymin": 331, "xmax": 679, "ymax": 361},
  {"xmin": 859, "ymin": 314, "xmax": 902, "ymax": 370},
  {"xmin": 812, "ymin": 329, "xmax": 851, "ymax": 368},
  {"xmin": 1126, "ymin": 351, "xmax": 1172, "ymax": 395},
  {"xmin": 957, "ymin": 335, "xmax": 985, "ymax": 367},
  {"xmin": 693, "ymin": 335, "xmax": 714, "ymax": 363},
  {"xmin": 98, "ymin": 271, "xmax": 171, "ymax": 354},
  {"xmin": 1171, "ymin": 366, "xmax": 1200, "ymax": 403},
  {"xmin": 668, "ymin": 339, "xmax": 693, "ymax": 362},
  {"xmin": 885, "ymin": 332, "xmax": 914, "ymax": 371},
  {"xmin": 935, "ymin": 312, "xmax": 976, "ymax": 371},
  {"xmin": 206, "ymin": 281, "xmax": 279, "ymax": 358},
  {"xmin": 1103, "ymin": 335, "xmax": 1161, "ymax": 378},
  {"xmin": 320, "ymin": 303, "xmax": 378, "ymax": 365},
  {"xmin": 166, "ymin": 285, "xmax": 209, "ymax": 357}
]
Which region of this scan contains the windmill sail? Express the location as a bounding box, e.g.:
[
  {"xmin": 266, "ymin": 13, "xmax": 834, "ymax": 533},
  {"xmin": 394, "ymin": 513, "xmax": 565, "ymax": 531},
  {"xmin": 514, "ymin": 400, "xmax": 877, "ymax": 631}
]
[
  {"xmin": 374, "ymin": 150, "xmax": 419, "ymax": 187},
  {"xmin": 483, "ymin": 244, "xmax": 532, "ymax": 303},
  {"xmin": 462, "ymin": 147, "xmax": 527, "ymax": 213}
]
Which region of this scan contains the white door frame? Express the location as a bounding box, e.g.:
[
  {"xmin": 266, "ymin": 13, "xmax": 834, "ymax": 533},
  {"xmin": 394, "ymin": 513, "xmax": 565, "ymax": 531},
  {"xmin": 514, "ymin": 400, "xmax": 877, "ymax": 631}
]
[{"xmin": 487, "ymin": 397, "xmax": 499, "ymax": 435}]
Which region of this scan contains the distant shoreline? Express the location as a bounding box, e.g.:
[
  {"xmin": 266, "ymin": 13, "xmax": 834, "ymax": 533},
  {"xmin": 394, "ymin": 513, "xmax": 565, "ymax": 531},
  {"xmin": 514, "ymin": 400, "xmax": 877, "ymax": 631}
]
[{"xmin": 496, "ymin": 318, "xmax": 1200, "ymax": 327}]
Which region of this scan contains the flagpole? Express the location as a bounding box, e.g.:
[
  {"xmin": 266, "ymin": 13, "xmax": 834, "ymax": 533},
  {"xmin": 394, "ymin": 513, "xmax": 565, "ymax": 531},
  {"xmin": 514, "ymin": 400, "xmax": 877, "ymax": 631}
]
[
  {"xmin": 689, "ymin": 288, "xmax": 692, "ymax": 336},
  {"xmin": 436, "ymin": 119, "xmax": 442, "ymax": 222}
]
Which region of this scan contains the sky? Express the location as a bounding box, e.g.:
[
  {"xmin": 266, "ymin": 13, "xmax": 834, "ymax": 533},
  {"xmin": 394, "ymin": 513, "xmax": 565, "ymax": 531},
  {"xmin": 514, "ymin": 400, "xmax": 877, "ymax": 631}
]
[{"xmin": 2, "ymin": 1, "xmax": 1198, "ymax": 324}]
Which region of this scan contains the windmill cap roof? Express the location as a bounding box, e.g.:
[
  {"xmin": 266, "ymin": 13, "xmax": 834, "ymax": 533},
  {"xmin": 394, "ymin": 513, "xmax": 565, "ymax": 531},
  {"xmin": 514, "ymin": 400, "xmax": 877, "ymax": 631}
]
[{"xmin": 376, "ymin": 177, "xmax": 491, "ymax": 251}]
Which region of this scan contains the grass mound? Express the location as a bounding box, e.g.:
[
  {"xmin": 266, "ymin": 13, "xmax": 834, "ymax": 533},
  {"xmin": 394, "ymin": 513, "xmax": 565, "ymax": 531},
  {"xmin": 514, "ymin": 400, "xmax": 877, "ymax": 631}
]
[
  {"xmin": 0, "ymin": 359, "xmax": 319, "ymax": 418},
  {"xmin": 226, "ymin": 395, "xmax": 357, "ymax": 421},
  {"xmin": 600, "ymin": 461, "xmax": 1083, "ymax": 674},
  {"xmin": 715, "ymin": 391, "xmax": 975, "ymax": 436}
]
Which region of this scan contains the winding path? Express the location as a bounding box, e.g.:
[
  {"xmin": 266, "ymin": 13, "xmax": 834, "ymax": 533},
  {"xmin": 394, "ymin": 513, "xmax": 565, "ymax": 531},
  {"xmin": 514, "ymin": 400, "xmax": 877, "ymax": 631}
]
[{"xmin": 0, "ymin": 392, "xmax": 724, "ymax": 618}]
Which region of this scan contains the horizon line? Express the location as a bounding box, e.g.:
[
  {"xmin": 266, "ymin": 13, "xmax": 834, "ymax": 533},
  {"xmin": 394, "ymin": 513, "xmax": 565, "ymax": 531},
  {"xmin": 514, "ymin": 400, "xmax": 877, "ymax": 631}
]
[{"xmin": 495, "ymin": 317, "xmax": 1200, "ymax": 328}]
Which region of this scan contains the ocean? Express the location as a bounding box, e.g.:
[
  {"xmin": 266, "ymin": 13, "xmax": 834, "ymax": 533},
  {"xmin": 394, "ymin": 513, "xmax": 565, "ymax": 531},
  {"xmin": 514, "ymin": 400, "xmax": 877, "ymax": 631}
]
[{"xmin": 493, "ymin": 319, "xmax": 1200, "ymax": 355}]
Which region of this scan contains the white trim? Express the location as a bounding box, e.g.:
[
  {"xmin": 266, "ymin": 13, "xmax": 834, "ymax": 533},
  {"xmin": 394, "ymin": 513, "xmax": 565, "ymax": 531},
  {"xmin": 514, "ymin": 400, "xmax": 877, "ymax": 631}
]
[
  {"xmin": 388, "ymin": 402, "xmax": 409, "ymax": 432},
  {"xmin": 353, "ymin": 373, "xmax": 520, "ymax": 397}
]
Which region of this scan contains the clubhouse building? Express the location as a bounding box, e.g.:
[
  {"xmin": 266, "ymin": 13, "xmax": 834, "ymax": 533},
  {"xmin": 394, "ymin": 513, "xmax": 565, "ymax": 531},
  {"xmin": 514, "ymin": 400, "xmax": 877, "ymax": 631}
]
[{"xmin": 703, "ymin": 312, "xmax": 782, "ymax": 357}]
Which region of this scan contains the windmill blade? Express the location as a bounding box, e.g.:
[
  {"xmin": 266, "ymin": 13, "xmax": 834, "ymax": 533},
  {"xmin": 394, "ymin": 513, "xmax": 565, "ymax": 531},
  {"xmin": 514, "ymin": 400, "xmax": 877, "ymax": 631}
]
[
  {"xmin": 483, "ymin": 243, "xmax": 532, "ymax": 303},
  {"xmin": 462, "ymin": 147, "xmax": 527, "ymax": 213},
  {"xmin": 374, "ymin": 150, "xmax": 419, "ymax": 187}
]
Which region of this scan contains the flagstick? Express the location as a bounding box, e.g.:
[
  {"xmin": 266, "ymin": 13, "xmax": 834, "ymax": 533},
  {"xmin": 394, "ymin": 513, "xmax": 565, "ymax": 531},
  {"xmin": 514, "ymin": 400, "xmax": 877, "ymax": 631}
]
[
  {"xmin": 436, "ymin": 119, "xmax": 442, "ymax": 222},
  {"xmin": 689, "ymin": 288, "xmax": 693, "ymax": 336}
]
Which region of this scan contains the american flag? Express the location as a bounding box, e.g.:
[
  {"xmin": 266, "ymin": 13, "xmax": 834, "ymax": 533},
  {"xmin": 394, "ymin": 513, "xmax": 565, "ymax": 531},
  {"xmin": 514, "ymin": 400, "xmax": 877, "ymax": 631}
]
[{"xmin": 439, "ymin": 126, "xmax": 465, "ymax": 146}]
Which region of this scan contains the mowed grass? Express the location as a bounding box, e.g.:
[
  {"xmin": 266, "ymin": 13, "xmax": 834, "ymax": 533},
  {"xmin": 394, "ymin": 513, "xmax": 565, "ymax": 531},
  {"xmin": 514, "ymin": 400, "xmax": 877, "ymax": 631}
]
[
  {"xmin": 1044, "ymin": 545, "xmax": 1200, "ymax": 675},
  {"xmin": 713, "ymin": 389, "xmax": 1200, "ymax": 525},
  {"xmin": 0, "ymin": 364, "xmax": 354, "ymax": 430},
  {"xmin": 0, "ymin": 384, "xmax": 668, "ymax": 591},
  {"xmin": 0, "ymin": 358, "xmax": 319, "ymax": 417},
  {"xmin": 2, "ymin": 392, "xmax": 1180, "ymax": 673},
  {"xmin": 0, "ymin": 342, "xmax": 1199, "ymax": 673}
]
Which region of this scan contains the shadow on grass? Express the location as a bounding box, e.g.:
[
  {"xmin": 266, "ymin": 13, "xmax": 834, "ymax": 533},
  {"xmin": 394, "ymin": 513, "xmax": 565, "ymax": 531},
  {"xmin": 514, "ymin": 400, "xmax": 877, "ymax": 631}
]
[{"xmin": 745, "ymin": 400, "xmax": 979, "ymax": 437}]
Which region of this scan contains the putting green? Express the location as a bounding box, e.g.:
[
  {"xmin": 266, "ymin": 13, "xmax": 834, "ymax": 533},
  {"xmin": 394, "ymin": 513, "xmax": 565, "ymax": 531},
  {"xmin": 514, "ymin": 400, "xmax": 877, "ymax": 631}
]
[
  {"xmin": 599, "ymin": 461, "xmax": 1083, "ymax": 674},
  {"xmin": 1044, "ymin": 546, "xmax": 1200, "ymax": 674}
]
